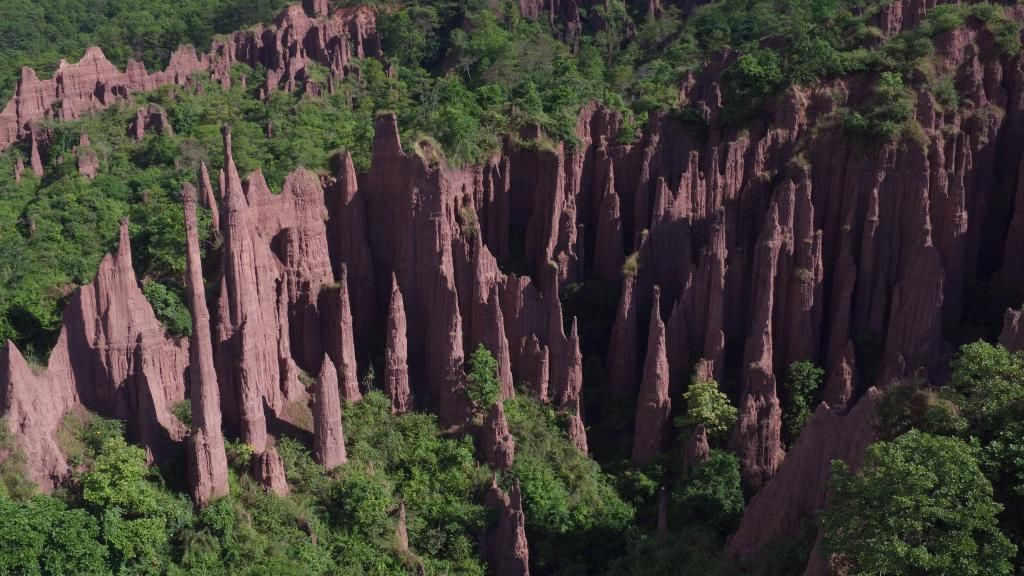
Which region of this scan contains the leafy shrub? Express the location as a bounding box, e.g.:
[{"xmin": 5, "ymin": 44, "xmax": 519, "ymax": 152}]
[
  {"xmin": 677, "ymin": 379, "xmax": 738, "ymax": 441},
  {"xmin": 782, "ymin": 361, "xmax": 824, "ymax": 442}
]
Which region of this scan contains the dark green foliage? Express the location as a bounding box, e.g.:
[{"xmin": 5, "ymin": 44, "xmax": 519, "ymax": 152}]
[
  {"xmin": 950, "ymin": 341, "xmax": 1024, "ymax": 438},
  {"xmin": 678, "ymin": 379, "xmax": 737, "ymax": 441},
  {"xmin": 822, "ymin": 430, "xmax": 1016, "ymax": 575},
  {"xmin": 669, "ymin": 450, "xmax": 744, "ymax": 536},
  {"xmin": 504, "ymin": 395, "xmax": 634, "ymax": 573},
  {"xmin": 842, "ymin": 71, "xmax": 916, "ymax": 142},
  {"xmin": 782, "ymin": 361, "xmax": 824, "ymax": 443},
  {"xmin": 465, "ymin": 344, "xmax": 500, "ymax": 412},
  {"xmin": 0, "ymin": 0, "xmax": 292, "ymax": 101},
  {"xmin": 142, "ymin": 281, "xmax": 192, "ymax": 337},
  {"xmin": 873, "ymin": 382, "xmax": 966, "ymax": 441}
]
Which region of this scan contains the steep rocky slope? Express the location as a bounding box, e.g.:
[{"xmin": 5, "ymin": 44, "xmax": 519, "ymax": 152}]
[{"xmin": 3, "ymin": 0, "xmax": 1024, "ymax": 574}]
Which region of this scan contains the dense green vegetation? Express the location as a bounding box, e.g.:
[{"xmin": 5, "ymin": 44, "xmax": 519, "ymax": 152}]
[
  {"xmin": 3, "ymin": 0, "xmax": 1024, "ymax": 574},
  {"xmin": 0, "ymin": 0, "xmax": 293, "ymax": 102},
  {"xmin": 822, "ymin": 343, "xmax": 1024, "ymax": 574}
]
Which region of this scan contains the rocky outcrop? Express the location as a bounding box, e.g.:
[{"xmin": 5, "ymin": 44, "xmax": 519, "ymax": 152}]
[
  {"xmin": 730, "ymin": 205, "xmax": 784, "ymax": 492},
  {"xmin": 129, "ymin": 104, "xmax": 173, "ymax": 141},
  {"xmin": 313, "ymin": 354, "xmax": 347, "ymax": 469},
  {"xmin": 607, "ymin": 274, "xmax": 639, "ymax": 396},
  {"xmin": 0, "ymin": 341, "xmax": 77, "ymax": 489},
  {"xmin": 482, "ymin": 401, "xmax": 516, "ymax": 471},
  {"xmin": 727, "ymin": 389, "xmax": 880, "ymax": 573},
  {"xmin": 1000, "ymin": 307, "xmax": 1024, "ymax": 352},
  {"xmin": 320, "ymin": 266, "xmax": 361, "ymax": 402},
  {"xmin": 76, "ymin": 133, "xmax": 98, "ymax": 179},
  {"xmin": 183, "ymin": 183, "xmax": 230, "ymax": 506},
  {"xmin": 326, "ymin": 151, "xmax": 376, "ymax": 352},
  {"xmin": 384, "ymin": 274, "xmax": 413, "ymax": 414},
  {"xmin": 821, "ymin": 341, "xmax": 858, "ymax": 413},
  {"xmin": 0, "ymin": 47, "xmax": 205, "ymax": 151},
  {"xmin": 13, "ymin": 156, "xmax": 24, "ymax": 182},
  {"xmin": 252, "ymin": 444, "xmax": 290, "ymax": 496},
  {"xmin": 632, "ymin": 288, "xmax": 671, "ymax": 466},
  {"xmin": 1, "ymin": 218, "xmax": 189, "ymax": 489},
  {"xmin": 0, "ymin": 6, "xmax": 381, "ymax": 152},
  {"xmin": 484, "ymin": 479, "xmax": 531, "ymax": 576},
  {"xmin": 215, "ymin": 125, "xmax": 283, "ymax": 452}
]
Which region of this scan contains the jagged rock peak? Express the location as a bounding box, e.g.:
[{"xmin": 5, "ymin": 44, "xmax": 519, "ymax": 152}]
[
  {"xmin": 384, "ymin": 273, "xmax": 412, "ymax": 414},
  {"xmin": 607, "ymin": 274, "xmax": 639, "ymax": 397},
  {"xmin": 313, "ymin": 354, "xmax": 348, "ymax": 470},
  {"xmin": 485, "ymin": 479, "xmax": 531, "ymax": 576},
  {"xmin": 632, "ymin": 287, "xmax": 671, "ymax": 466},
  {"xmin": 183, "ymin": 183, "xmax": 229, "ymax": 505},
  {"xmin": 482, "ymin": 400, "xmax": 516, "ymax": 471},
  {"xmin": 252, "ymin": 444, "xmax": 290, "ymax": 496}
]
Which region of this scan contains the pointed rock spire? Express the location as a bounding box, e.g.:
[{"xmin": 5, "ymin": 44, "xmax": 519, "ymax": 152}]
[
  {"xmin": 29, "ymin": 128, "xmax": 44, "ymax": 176},
  {"xmin": 483, "ymin": 400, "xmax": 516, "ymax": 471},
  {"xmin": 594, "ymin": 162, "xmax": 624, "ymax": 286},
  {"xmin": 198, "ymin": 161, "xmax": 220, "ymax": 234},
  {"xmin": 14, "ymin": 156, "xmax": 24, "ymax": 183},
  {"xmin": 313, "ymin": 354, "xmax": 348, "ymax": 469},
  {"xmin": 326, "ymin": 265, "xmax": 360, "ymax": 402},
  {"xmin": 252, "ymin": 444, "xmax": 289, "ymax": 496},
  {"xmin": 485, "ymin": 479, "xmax": 531, "ymax": 576},
  {"xmin": 183, "ymin": 183, "xmax": 229, "ymax": 505},
  {"xmin": 384, "ymin": 274, "xmax": 412, "ymax": 414},
  {"xmin": 607, "ymin": 274, "xmax": 639, "ymax": 396},
  {"xmin": 327, "ymin": 151, "xmax": 376, "ymax": 351},
  {"xmin": 632, "ymin": 287, "xmax": 672, "ymax": 466},
  {"xmin": 730, "ymin": 204, "xmax": 784, "ymax": 492},
  {"xmin": 216, "ymin": 124, "xmax": 278, "ymax": 452},
  {"xmin": 521, "ymin": 335, "xmax": 549, "ymax": 402}
]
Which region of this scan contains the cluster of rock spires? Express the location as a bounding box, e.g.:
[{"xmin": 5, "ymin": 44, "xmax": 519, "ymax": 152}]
[
  {"xmin": 5, "ymin": 1, "xmax": 1024, "ymax": 573},
  {"xmin": 0, "ymin": 1, "xmax": 380, "ymax": 156}
]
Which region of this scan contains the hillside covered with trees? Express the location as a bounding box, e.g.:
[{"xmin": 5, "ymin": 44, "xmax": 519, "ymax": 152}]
[{"xmin": 2, "ymin": 0, "xmax": 1024, "ymax": 574}]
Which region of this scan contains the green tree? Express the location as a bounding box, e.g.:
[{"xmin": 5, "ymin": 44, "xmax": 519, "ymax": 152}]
[
  {"xmin": 782, "ymin": 361, "xmax": 823, "ymax": 442},
  {"xmin": 670, "ymin": 450, "xmax": 744, "ymax": 535},
  {"xmin": 465, "ymin": 344, "xmax": 500, "ymax": 412},
  {"xmin": 950, "ymin": 341, "xmax": 1024, "ymax": 438},
  {"xmin": 678, "ymin": 379, "xmax": 738, "ymax": 440},
  {"xmin": 822, "ymin": 430, "xmax": 1016, "ymax": 575}
]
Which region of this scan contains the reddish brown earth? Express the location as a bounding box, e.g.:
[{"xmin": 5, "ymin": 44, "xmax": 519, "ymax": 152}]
[{"xmin": 2, "ymin": 0, "xmax": 1024, "ymax": 569}]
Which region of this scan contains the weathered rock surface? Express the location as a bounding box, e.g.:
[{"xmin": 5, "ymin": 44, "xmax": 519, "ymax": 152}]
[
  {"xmin": 76, "ymin": 133, "xmax": 98, "ymax": 179},
  {"xmin": 607, "ymin": 274, "xmax": 639, "ymax": 397},
  {"xmin": 252, "ymin": 444, "xmax": 290, "ymax": 496},
  {"xmin": 485, "ymin": 479, "xmax": 531, "ymax": 576},
  {"xmin": 183, "ymin": 183, "xmax": 230, "ymax": 506},
  {"xmin": 319, "ymin": 266, "xmax": 361, "ymax": 402},
  {"xmin": 482, "ymin": 400, "xmax": 516, "ymax": 471},
  {"xmin": 129, "ymin": 104, "xmax": 173, "ymax": 141},
  {"xmin": 313, "ymin": 354, "xmax": 347, "ymax": 469},
  {"xmin": 215, "ymin": 126, "xmax": 282, "ymax": 452},
  {"xmin": 632, "ymin": 287, "xmax": 671, "ymax": 466},
  {"xmin": 1001, "ymin": 307, "xmax": 1024, "ymax": 352},
  {"xmin": 727, "ymin": 390, "xmax": 879, "ymax": 573},
  {"xmin": 384, "ymin": 274, "xmax": 413, "ymax": 413},
  {"xmin": 1, "ymin": 219, "xmax": 188, "ymax": 489},
  {"xmin": 0, "ymin": 7, "xmax": 381, "ymax": 152}
]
